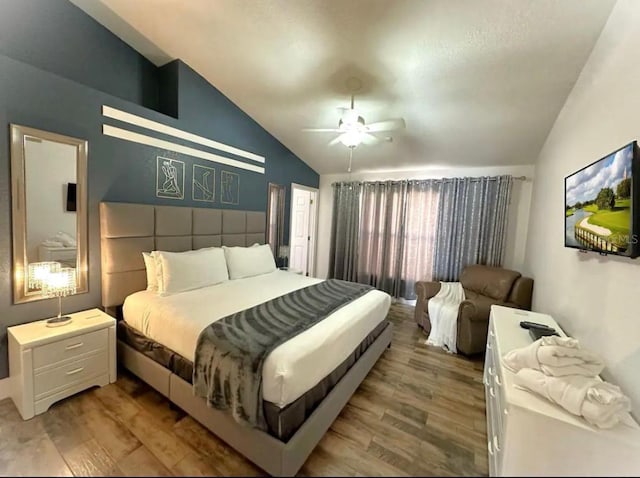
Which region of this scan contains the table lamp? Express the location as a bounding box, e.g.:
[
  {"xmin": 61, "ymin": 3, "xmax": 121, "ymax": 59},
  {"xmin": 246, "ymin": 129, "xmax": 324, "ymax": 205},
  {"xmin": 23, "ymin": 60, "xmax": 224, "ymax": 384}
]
[
  {"xmin": 42, "ymin": 267, "xmax": 77, "ymax": 327},
  {"xmin": 277, "ymin": 245, "xmax": 290, "ymax": 268},
  {"xmin": 27, "ymin": 261, "xmax": 61, "ymax": 290}
]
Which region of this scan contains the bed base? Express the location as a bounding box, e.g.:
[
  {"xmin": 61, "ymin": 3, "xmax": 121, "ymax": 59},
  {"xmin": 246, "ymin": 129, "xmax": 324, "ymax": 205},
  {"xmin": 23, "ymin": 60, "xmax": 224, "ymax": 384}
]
[{"xmin": 117, "ymin": 322, "xmax": 393, "ymax": 476}]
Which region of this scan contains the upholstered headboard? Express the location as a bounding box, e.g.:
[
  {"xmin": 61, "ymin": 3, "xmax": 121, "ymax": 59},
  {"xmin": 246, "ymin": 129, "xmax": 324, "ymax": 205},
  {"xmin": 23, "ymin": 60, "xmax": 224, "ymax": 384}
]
[{"xmin": 100, "ymin": 202, "xmax": 266, "ymax": 308}]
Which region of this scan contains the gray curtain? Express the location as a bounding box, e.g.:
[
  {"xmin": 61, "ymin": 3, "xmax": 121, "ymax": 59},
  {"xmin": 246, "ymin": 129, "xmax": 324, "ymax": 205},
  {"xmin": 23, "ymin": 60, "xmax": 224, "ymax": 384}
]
[
  {"xmin": 400, "ymin": 180, "xmax": 441, "ymax": 297},
  {"xmin": 329, "ymin": 175, "xmax": 512, "ymax": 297},
  {"xmin": 329, "ymin": 182, "xmax": 362, "ymax": 281},
  {"xmin": 433, "ymin": 175, "xmax": 513, "ymax": 281},
  {"xmin": 357, "ymin": 181, "xmax": 408, "ymax": 297},
  {"xmin": 331, "ymin": 180, "xmax": 440, "ymax": 299}
]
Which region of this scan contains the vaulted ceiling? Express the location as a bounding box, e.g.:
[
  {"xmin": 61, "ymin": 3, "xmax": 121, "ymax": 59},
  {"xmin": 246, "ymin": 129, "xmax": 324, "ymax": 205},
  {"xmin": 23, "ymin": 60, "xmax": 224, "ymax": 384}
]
[{"xmin": 72, "ymin": 0, "xmax": 615, "ymax": 174}]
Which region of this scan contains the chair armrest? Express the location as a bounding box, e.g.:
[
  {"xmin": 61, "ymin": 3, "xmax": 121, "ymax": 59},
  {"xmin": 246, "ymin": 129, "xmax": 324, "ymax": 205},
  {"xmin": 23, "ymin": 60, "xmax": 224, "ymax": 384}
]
[
  {"xmin": 509, "ymin": 277, "xmax": 534, "ymax": 310},
  {"xmin": 457, "ymin": 300, "xmax": 492, "ymax": 356},
  {"xmin": 458, "ymin": 300, "xmax": 478, "ymax": 322},
  {"xmin": 458, "ymin": 300, "xmax": 494, "ymax": 323},
  {"xmin": 415, "ymin": 281, "xmax": 441, "ymax": 302},
  {"xmin": 414, "ymin": 281, "xmax": 441, "ymax": 333}
]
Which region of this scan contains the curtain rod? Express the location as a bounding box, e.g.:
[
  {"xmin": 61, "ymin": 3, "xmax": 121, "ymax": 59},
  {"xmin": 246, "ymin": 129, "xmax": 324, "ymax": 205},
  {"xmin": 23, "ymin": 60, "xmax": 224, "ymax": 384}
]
[{"xmin": 332, "ymin": 175, "xmax": 528, "ymax": 186}]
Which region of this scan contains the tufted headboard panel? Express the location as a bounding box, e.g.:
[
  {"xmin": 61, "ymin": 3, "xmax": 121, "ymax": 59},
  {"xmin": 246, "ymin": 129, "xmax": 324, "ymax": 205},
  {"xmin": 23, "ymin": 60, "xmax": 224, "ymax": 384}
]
[{"xmin": 100, "ymin": 202, "xmax": 265, "ymax": 308}]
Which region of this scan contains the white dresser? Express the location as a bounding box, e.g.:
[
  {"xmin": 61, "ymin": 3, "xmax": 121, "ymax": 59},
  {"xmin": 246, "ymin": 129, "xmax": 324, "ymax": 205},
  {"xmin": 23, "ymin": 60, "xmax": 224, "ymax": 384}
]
[
  {"xmin": 485, "ymin": 305, "xmax": 640, "ymax": 476},
  {"xmin": 8, "ymin": 308, "xmax": 116, "ymax": 420}
]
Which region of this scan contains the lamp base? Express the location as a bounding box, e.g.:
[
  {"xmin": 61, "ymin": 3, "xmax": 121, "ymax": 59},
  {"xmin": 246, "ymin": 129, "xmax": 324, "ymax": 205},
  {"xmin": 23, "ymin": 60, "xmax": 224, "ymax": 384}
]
[{"xmin": 46, "ymin": 316, "xmax": 72, "ymax": 327}]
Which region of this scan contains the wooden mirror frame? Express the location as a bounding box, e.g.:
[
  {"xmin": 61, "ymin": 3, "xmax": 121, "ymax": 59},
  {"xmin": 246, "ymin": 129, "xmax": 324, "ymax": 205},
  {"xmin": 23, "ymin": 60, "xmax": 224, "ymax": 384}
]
[{"xmin": 10, "ymin": 124, "xmax": 88, "ymax": 304}]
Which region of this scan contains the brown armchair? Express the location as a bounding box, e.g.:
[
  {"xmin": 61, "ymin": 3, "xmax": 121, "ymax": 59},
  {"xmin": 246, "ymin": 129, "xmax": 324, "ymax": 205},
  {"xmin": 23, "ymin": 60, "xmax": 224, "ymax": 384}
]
[{"xmin": 414, "ymin": 265, "xmax": 534, "ymax": 355}]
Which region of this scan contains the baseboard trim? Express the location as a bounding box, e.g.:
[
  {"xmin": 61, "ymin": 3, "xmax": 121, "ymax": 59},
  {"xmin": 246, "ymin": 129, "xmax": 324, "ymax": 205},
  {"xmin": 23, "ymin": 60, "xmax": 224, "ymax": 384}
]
[{"xmin": 0, "ymin": 377, "xmax": 11, "ymax": 400}]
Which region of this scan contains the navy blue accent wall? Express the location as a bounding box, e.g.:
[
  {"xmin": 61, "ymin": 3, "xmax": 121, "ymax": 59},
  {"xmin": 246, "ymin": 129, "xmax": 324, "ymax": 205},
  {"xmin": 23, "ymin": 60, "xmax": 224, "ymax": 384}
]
[
  {"xmin": 0, "ymin": 0, "xmax": 160, "ymax": 110},
  {"xmin": 158, "ymin": 61, "xmax": 180, "ymax": 119},
  {"xmin": 0, "ymin": 0, "xmax": 319, "ymax": 379}
]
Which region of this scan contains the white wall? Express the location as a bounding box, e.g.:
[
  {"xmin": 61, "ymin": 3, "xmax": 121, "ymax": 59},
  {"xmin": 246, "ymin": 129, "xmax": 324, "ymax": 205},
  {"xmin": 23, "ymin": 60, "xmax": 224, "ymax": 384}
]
[
  {"xmin": 316, "ymin": 164, "xmax": 535, "ymax": 280},
  {"xmin": 524, "ymin": 0, "xmax": 640, "ymax": 414},
  {"xmin": 25, "ymin": 139, "xmax": 77, "ymax": 262}
]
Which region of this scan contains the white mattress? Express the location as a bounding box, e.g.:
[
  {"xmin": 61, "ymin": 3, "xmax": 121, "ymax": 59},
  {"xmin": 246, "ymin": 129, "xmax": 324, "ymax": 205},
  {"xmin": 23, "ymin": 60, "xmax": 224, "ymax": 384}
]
[{"xmin": 122, "ymin": 270, "xmax": 391, "ymax": 408}]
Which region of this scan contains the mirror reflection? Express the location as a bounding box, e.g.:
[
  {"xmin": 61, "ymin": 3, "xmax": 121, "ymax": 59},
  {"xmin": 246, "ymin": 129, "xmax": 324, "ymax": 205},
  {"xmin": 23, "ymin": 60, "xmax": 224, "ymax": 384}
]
[
  {"xmin": 11, "ymin": 124, "xmax": 88, "ymax": 303},
  {"xmin": 267, "ymin": 183, "xmax": 286, "ymax": 265},
  {"xmin": 25, "ymin": 138, "xmax": 78, "ymax": 274}
]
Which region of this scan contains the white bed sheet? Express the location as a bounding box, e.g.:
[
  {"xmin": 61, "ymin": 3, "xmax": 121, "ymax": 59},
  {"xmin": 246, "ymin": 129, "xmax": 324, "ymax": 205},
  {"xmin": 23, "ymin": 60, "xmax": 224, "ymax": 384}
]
[{"xmin": 123, "ymin": 270, "xmax": 391, "ymax": 407}]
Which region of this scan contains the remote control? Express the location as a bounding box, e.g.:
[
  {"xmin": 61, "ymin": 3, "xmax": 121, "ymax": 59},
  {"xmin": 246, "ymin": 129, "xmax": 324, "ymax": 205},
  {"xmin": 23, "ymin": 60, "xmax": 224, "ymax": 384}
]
[
  {"xmin": 519, "ymin": 320, "xmax": 554, "ymax": 330},
  {"xmin": 529, "ymin": 327, "xmax": 559, "ymax": 341}
]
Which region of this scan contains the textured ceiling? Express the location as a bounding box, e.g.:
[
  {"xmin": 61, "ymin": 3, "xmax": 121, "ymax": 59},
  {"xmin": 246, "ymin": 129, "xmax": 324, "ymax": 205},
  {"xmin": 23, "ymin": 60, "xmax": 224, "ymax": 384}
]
[{"xmin": 72, "ymin": 0, "xmax": 615, "ymax": 174}]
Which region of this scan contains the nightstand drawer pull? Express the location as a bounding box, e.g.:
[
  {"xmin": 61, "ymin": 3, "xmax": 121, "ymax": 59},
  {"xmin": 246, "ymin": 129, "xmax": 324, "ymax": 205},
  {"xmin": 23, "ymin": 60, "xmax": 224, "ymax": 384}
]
[
  {"xmin": 493, "ymin": 435, "xmax": 501, "ymax": 452},
  {"xmin": 65, "ymin": 342, "xmax": 84, "ymax": 350},
  {"xmin": 66, "ymin": 367, "xmax": 84, "ymax": 375}
]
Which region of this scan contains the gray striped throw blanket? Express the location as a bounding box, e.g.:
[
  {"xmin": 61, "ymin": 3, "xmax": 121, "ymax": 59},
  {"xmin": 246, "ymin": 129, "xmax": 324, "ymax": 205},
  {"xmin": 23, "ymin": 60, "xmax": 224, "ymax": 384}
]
[{"xmin": 192, "ymin": 279, "xmax": 373, "ymax": 430}]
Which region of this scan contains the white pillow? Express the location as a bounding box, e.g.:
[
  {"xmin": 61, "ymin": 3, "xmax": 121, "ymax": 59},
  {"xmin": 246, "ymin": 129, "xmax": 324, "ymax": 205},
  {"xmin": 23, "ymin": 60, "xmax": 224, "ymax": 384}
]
[
  {"xmin": 154, "ymin": 248, "xmax": 229, "ymax": 295},
  {"xmin": 142, "ymin": 252, "xmax": 158, "ymax": 291},
  {"xmin": 223, "ymin": 244, "xmax": 276, "ymax": 280}
]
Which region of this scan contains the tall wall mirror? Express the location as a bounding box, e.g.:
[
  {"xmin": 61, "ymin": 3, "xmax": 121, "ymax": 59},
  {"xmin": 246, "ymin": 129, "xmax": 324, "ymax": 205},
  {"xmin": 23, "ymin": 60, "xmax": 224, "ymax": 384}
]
[
  {"xmin": 10, "ymin": 124, "xmax": 88, "ymax": 304},
  {"xmin": 267, "ymin": 182, "xmax": 286, "ymax": 265}
]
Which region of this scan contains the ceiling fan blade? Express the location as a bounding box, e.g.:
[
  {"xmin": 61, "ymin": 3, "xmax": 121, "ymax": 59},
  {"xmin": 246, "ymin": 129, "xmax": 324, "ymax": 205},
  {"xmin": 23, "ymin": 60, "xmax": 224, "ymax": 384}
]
[
  {"xmin": 361, "ymin": 133, "xmax": 381, "ymax": 145},
  {"xmin": 329, "ymin": 134, "xmax": 346, "ymax": 146},
  {"xmin": 302, "ymin": 128, "xmax": 341, "ymax": 132},
  {"xmin": 366, "ymin": 118, "xmax": 406, "ymax": 132}
]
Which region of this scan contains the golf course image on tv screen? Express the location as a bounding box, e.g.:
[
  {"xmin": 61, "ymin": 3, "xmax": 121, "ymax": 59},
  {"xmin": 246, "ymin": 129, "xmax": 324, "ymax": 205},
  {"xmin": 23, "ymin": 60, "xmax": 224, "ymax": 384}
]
[{"xmin": 565, "ymin": 143, "xmax": 635, "ymax": 254}]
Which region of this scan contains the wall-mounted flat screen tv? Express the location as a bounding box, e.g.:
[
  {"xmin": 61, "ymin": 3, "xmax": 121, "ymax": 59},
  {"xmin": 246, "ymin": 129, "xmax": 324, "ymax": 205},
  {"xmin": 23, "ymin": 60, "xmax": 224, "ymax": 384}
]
[
  {"xmin": 66, "ymin": 182, "xmax": 76, "ymax": 212},
  {"xmin": 565, "ymin": 141, "xmax": 639, "ymax": 258}
]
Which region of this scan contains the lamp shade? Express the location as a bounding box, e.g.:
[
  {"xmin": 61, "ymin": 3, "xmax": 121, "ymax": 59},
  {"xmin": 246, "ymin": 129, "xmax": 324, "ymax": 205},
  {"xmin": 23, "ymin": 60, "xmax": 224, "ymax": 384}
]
[
  {"xmin": 278, "ymin": 245, "xmax": 290, "ymax": 258},
  {"xmin": 27, "ymin": 261, "xmax": 61, "ymax": 289},
  {"xmin": 42, "ymin": 268, "xmax": 77, "ymax": 298}
]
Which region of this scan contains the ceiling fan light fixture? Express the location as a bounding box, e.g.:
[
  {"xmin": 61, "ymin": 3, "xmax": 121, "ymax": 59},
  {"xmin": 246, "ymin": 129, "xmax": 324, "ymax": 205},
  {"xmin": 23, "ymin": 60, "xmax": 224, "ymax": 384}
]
[
  {"xmin": 303, "ymin": 93, "xmax": 405, "ymax": 153},
  {"xmin": 339, "ymin": 130, "xmax": 364, "ymax": 148},
  {"xmin": 340, "ymin": 108, "xmax": 362, "ymax": 126},
  {"xmin": 338, "ymin": 115, "xmax": 365, "ymax": 130}
]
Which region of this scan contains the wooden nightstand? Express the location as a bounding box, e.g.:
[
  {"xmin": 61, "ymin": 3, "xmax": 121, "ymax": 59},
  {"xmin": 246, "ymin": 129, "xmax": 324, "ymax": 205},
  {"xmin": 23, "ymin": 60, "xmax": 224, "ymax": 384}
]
[{"xmin": 8, "ymin": 308, "xmax": 116, "ymax": 420}]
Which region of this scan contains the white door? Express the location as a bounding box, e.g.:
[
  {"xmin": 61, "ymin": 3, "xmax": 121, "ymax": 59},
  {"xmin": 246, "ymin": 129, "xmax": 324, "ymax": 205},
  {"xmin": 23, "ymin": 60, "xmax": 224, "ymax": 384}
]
[{"xmin": 290, "ymin": 188, "xmax": 311, "ymax": 275}]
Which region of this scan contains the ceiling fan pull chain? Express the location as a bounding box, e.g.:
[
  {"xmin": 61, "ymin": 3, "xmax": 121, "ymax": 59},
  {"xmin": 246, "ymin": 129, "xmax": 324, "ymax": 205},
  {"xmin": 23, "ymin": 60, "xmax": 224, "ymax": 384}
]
[{"xmin": 348, "ymin": 148, "xmax": 353, "ymax": 173}]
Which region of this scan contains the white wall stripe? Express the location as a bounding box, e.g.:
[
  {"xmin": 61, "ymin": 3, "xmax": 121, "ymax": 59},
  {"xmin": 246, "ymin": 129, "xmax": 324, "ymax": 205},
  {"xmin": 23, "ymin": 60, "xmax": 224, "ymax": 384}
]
[
  {"xmin": 102, "ymin": 124, "xmax": 265, "ymax": 174},
  {"xmin": 102, "ymin": 105, "xmax": 265, "ymax": 164}
]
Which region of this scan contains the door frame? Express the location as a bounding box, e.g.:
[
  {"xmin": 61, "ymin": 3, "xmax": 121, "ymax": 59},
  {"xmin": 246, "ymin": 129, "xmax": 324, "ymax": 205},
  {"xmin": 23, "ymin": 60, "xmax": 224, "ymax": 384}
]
[{"xmin": 289, "ymin": 183, "xmax": 319, "ymax": 277}]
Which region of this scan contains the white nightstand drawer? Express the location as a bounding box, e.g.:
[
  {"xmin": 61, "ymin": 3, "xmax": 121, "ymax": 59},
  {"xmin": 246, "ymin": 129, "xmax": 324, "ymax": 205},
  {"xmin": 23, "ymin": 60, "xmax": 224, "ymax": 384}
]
[
  {"xmin": 33, "ymin": 329, "xmax": 107, "ymax": 370},
  {"xmin": 34, "ymin": 352, "xmax": 108, "ymax": 399}
]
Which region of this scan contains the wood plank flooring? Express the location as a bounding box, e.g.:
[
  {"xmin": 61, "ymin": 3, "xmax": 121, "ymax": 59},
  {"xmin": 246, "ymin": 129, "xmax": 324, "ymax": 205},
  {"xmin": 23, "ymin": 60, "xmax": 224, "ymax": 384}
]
[{"xmin": 0, "ymin": 303, "xmax": 488, "ymax": 476}]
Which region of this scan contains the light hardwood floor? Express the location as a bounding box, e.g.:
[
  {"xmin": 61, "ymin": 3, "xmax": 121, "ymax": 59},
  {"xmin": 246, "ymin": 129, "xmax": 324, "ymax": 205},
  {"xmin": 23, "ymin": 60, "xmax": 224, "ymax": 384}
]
[{"xmin": 0, "ymin": 303, "xmax": 488, "ymax": 476}]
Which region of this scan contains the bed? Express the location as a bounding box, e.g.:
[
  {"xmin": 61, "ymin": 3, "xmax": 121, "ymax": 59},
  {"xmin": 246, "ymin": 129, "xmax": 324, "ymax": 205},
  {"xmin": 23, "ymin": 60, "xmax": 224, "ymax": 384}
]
[{"xmin": 100, "ymin": 201, "xmax": 393, "ymax": 476}]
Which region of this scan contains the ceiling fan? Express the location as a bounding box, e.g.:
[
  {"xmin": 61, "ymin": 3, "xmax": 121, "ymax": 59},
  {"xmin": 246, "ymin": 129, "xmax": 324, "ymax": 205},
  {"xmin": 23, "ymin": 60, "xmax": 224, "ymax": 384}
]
[{"xmin": 303, "ymin": 94, "xmax": 406, "ymax": 149}]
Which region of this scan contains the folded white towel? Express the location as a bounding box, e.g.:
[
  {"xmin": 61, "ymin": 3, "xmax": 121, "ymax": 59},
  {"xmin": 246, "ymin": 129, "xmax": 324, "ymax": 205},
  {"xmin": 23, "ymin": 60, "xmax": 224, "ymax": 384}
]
[
  {"xmin": 514, "ymin": 368, "xmax": 631, "ymax": 429},
  {"xmin": 503, "ymin": 336, "xmax": 604, "ymax": 377}
]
